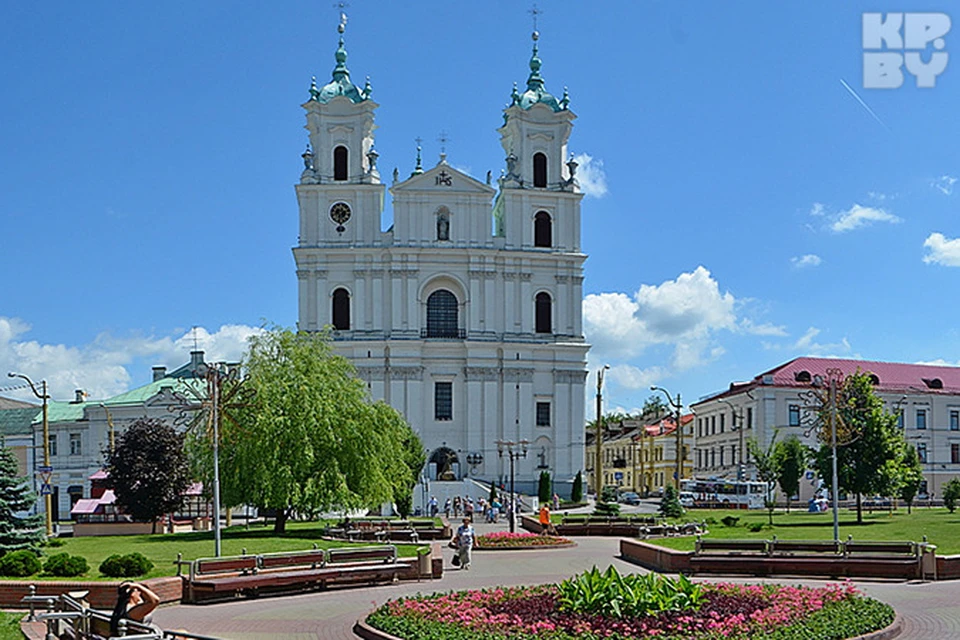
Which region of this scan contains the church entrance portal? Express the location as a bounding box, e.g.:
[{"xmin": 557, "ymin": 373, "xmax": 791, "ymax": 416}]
[{"xmin": 428, "ymin": 447, "xmax": 460, "ymax": 481}]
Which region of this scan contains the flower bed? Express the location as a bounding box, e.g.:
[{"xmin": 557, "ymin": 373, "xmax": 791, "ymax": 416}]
[
  {"xmin": 366, "ymin": 572, "xmax": 894, "ymax": 639},
  {"xmin": 475, "ymin": 531, "xmax": 574, "ymax": 549}
]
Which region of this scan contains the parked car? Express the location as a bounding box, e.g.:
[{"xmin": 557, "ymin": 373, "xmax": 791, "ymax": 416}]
[
  {"xmin": 618, "ymin": 491, "xmax": 641, "ymax": 505},
  {"xmin": 678, "ymin": 491, "xmax": 696, "ymax": 508}
]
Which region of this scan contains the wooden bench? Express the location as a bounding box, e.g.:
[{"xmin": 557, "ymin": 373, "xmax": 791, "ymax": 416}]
[
  {"xmin": 186, "ymin": 545, "xmax": 402, "ymax": 603},
  {"xmin": 771, "ymin": 540, "xmax": 841, "ymax": 555},
  {"xmin": 844, "ymin": 541, "xmax": 917, "ymax": 557},
  {"xmin": 695, "ymin": 538, "xmax": 769, "ymax": 555}
]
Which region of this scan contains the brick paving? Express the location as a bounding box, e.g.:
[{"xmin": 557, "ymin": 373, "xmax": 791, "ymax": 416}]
[{"xmin": 152, "ymin": 519, "xmax": 960, "ymax": 639}]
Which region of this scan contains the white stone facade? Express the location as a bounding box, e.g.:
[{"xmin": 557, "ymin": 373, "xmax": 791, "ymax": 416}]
[{"xmin": 294, "ymin": 33, "xmax": 588, "ymax": 495}]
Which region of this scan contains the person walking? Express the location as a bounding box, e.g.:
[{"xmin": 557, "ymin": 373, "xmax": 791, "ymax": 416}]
[
  {"xmin": 428, "ymin": 495, "xmax": 439, "ymax": 518},
  {"xmin": 454, "ymin": 517, "xmax": 475, "ymax": 570},
  {"xmin": 443, "ymin": 497, "xmax": 452, "ymax": 519},
  {"xmin": 539, "ymin": 503, "xmax": 557, "ymax": 536}
]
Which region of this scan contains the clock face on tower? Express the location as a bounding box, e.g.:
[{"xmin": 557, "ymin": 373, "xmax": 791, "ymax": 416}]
[{"xmin": 330, "ymin": 202, "xmax": 351, "ymax": 233}]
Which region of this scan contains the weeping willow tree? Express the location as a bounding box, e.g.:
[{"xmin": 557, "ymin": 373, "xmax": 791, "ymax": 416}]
[{"xmin": 187, "ymin": 328, "xmax": 422, "ymax": 533}]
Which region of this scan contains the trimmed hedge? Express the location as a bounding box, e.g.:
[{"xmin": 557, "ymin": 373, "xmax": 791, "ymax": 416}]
[
  {"xmin": 99, "ymin": 552, "xmax": 154, "ymax": 578},
  {"xmin": 43, "ymin": 553, "xmax": 89, "ymax": 577},
  {"xmin": 0, "ymin": 550, "xmax": 41, "ymax": 577}
]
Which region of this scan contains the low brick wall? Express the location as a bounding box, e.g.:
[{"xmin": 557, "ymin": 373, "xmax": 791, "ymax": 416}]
[
  {"xmin": 1, "ymin": 576, "xmax": 182, "ymax": 609},
  {"xmin": 936, "ymin": 554, "xmax": 960, "ymax": 580},
  {"xmin": 620, "ymin": 539, "xmax": 693, "ymax": 573},
  {"xmin": 72, "ymin": 522, "xmax": 156, "ymax": 537}
]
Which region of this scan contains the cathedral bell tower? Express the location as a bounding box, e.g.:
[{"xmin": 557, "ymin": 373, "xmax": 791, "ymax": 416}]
[
  {"xmin": 294, "ymin": 16, "xmax": 385, "ymax": 332},
  {"xmin": 495, "ymin": 31, "xmax": 582, "ymax": 254}
]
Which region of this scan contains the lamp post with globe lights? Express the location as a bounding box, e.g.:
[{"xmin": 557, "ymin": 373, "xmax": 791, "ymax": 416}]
[{"xmin": 496, "ymin": 439, "xmax": 528, "ymax": 533}]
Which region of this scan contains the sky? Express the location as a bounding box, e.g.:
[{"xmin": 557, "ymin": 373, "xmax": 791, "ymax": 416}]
[{"xmin": 2, "ymin": 1, "xmax": 959, "ymax": 413}]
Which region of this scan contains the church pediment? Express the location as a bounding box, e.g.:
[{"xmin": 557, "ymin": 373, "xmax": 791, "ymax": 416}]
[{"xmin": 390, "ymin": 162, "xmax": 496, "ymax": 197}]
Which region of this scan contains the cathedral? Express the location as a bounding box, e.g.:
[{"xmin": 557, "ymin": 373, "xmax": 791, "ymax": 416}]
[{"xmin": 293, "ymin": 19, "xmax": 588, "ymax": 496}]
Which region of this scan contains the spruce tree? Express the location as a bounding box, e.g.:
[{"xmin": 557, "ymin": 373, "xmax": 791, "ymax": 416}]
[
  {"xmin": 659, "ymin": 485, "xmax": 684, "ymax": 519},
  {"xmin": 538, "ymin": 471, "xmax": 551, "ymax": 504},
  {"xmin": 571, "ymin": 471, "xmax": 583, "ymax": 504},
  {"xmin": 0, "ymin": 445, "xmax": 44, "ymax": 553}
]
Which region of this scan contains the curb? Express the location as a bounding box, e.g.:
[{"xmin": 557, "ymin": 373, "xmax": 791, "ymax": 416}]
[
  {"xmin": 853, "ymin": 613, "xmax": 903, "ymax": 640},
  {"xmin": 353, "ymin": 619, "xmax": 405, "ymax": 640},
  {"xmin": 474, "ymin": 541, "xmax": 577, "ymax": 551}
]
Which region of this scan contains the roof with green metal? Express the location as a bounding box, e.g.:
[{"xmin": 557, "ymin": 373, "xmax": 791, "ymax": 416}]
[
  {"xmin": 0, "ymin": 407, "xmax": 41, "ymax": 436},
  {"xmin": 38, "ymin": 377, "xmax": 206, "ymax": 425},
  {"xmin": 509, "ymin": 40, "xmax": 568, "ymax": 113},
  {"xmin": 308, "ymin": 36, "xmax": 370, "ymax": 105}
]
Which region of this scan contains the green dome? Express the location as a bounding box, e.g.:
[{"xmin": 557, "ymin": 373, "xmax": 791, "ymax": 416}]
[
  {"xmin": 511, "ymin": 41, "xmax": 567, "ymax": 112},
  {"xmin": 309, "ymin": 35, "xmax": 370, "ymax": 105}
]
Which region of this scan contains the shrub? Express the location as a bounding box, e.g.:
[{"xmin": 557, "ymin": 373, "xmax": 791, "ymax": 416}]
[
  {"xmin": 600, "ymin": 486, "xmax": 618, "ymax": 503},
  {"xmin": 557, "ymin": 566, "xmax": 704, "ymax": 618},
  {"xmin": 538, "ymin": 471, "xmax": 551, "ymax": 504},
  {"xmin": 659, "ymin": 485, "xmax": 684, "ymax": 519},
  {"xmin": 593, "ymin": 501, "xmax": 620, "ymax": 517},
  {"xmin": 943, "ymin": 478, "xmax": 960, "ymax": 513},
  {"xmin": 721, "ymin": 515, "xmax": 740, "ymax": 527},
  {"xmin": 99, "ymin": 552, "xmax": 154, "ymax": 578},
  {"xmin": 704, "ymin": 517, "xmax": 718, "ymax": 525},
  {"xmin": 46, "ymin": 538, "xmax": 65, "ymax": 548},
  {"xmin": 0, "ymin": 550, "xmax": 41, "ymax": 577},
  {"xmin": 571, "ymin": 471, "xmax": 583, "ymax": 504},
  {"xmin": 747, "ymin": 522, "xmax": 764, "ymax": 533},
  {"xmin": 43, "ymin": 553, "xmax": 88, "ymax": 577}
]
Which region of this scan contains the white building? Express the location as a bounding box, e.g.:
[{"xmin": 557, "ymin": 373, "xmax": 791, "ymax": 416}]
[
  {"xmin": 692, "ymin": 357, "xmax": 960, "ymax": 503},
  {"xmin": 293, "ymin": 25, "xmax": 588, "ymax": 495}
]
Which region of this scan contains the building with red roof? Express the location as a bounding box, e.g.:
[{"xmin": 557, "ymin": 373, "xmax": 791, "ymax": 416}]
[{"xmin": 691, "ymin": 357, "xmax": 960, "ymax": 504}]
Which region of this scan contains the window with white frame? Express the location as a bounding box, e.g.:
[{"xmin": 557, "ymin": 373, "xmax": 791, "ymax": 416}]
[
  {"xmin": 536, "ymin": 401, "xmax": 551, "ymax": 427},
  {"xmin": 434, "ymin": 382, "xmax": 453, "ymax": 421},
  {"xmin": 951, "ymin": 410, "xmax": 959, "ymax": 432},
  {"xmin": 788, "ymin": 404, "xmax": 801, "ymax": 427},
  {"xmin": 917, "ymin": 442, "xmax": 928, "ymax": 463},
  {"xmin": 917, "ymin": 409, "xmax": 927, "ymax": 430},
  {"xmin": 69, "ymin": 433, "xmax": 81, "ymax": 456},
  {"xmin": 48, "ymin": 434, "xmax": 57, "ymax": 457}
]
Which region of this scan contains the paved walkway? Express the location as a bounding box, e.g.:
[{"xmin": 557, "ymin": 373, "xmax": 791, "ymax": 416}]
[{"xmin": 153, "ymin": 518, "xmax": 960, "ymax": 639}]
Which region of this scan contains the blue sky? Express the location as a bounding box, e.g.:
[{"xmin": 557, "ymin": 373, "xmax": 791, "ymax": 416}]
[{"xmin": 2, "ymin": 1, "xmax": 959, "ymax": 412}]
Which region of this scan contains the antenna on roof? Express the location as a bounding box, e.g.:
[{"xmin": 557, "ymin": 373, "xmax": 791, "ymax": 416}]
[{"xmin": 191, "ymin": 326, "xmax": 200, "ymax": 351}]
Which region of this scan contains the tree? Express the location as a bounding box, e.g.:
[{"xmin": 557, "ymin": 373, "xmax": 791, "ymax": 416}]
[
  {"xmin": 812, "ymin": 372, "xmax": 904, "ymax": 524},
  {"xmin": 0, "ymin": 444, "xmax": 43, "ymax": 553},
  {"xmin": 747, "ymin": 433, "xmax": 779, "ymax": 525},
  {"xmin": 897, "ymin": 443, "xmax": 923, "ymax": 514},
  {"xmin": 105, "ymin": 418, "xmax": 191, "ymax": 533},
  {"xmin": 773, "ymin": 435, "xmax": 808, "ymax": 513},
  {"xmin": 571, "ymin": 471, "xmax": 583, "ymax": 504},
  {"xmin": 641, "ymin": 395, "xmax": 667, "ymax": 420},
  {"xmin": 538, "ymin": 471, "xmax": 551, "ymax": 504},
  {"xmin": 659, "ymin": 485, "xmax": 684, "ymax": 519},
  {"xmin": 943, "ymin": 478, "xmax": 960, "ymax": 514},
  {"xmin": 196, "ymin": 328, "xmax": 422, "ymax": 533}
]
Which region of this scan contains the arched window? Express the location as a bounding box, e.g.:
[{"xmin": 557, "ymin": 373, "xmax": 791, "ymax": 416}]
[
  {"xmin": 534, "ymin": 211, "xmax": 552, "ymax": 247},
  {"xmin": 535, "ymin": 292, "xmax": 552, "ymax": 334},
  {"xmin": 332, "ymin": 288, "xmax": 350, "ymax": 330},
  {"xmin": 426, "ymin": 290, "xmax": 459, "ymax": 338},
  {"xmin": 437, "ymin": 210, "xmax": 450, "ymax": 241},
  {"xmin": 533, "ymin": 152, "xmax": 547, "ymax": 188},
  {"xmin": 333, "ymin": 145, "xmax": 348, "ymax": 181}
]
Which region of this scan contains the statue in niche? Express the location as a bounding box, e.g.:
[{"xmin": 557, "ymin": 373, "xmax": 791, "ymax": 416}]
[{"xmin": 437, "ymin": 213, "xmax": 450, "ymax": 241}]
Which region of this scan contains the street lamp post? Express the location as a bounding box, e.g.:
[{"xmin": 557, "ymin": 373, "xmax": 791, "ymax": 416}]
[
  {"xmin": 496, "ymin": 439, "xmax": 528, "ymax": 533},
  {"xmin": 651, "ymin": 386, "xmax": 683, "ymax": 491},
  {"xmin": 8, "ymin": 373, "xmax": 53, "ymax": 537},
  {"xmin": 717, "ymin": 393, "xmax": 754, "ymax": 481},
  {"xmin": 594, "ymin": 365, "xmax": 609, "ymax": 497}
]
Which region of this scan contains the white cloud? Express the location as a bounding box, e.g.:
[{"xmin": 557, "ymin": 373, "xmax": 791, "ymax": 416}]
[
  {"xmin": 830, "ymin": 204, "xmax": 901, "ymax": 233},
  {"xmin": 791, "ymin": 254, "xmax": 822, "ymax": 269},
  {"xmin": 932, "ymin": 175, "xmax": 957, "ymax": 195},
  {"xmin": 792, "ymin": 326, "xmax": 852, "ymax": 356},
  {"xmin": 809, "ymin": 202, "xmax": 826, "ymax": 217},
  {"xmin": 739, "ymin": 319, "xmax": 788, "ymax": 337},
  {"xmin": 606, "ymin": 364, "xmax": 666, "ymax": 391},
  {"xmin": 923, "ymin": 232, "xmax": 960, "ymax": 267},
  {"xmin": 914, "ymin": 358, "xmax": 960, "ymax": 367},
  {"xmin": 573, "ymin": 153, "xmax": 607, "ymax": 198},
  {"xmin": 0, "ymin": 317, "xmax": 262, "ymax": 402},
  {"xmin": 583, "ymin": 266, "xmax": 741, "ymax": 373}
]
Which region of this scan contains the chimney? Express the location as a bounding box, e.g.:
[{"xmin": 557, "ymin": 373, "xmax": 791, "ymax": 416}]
[
  {"xmin": 72, "ymin": 389, "xmax": 85, "ymax": 404},
  {"xmin": 190, "ymin": 350, "xmax": 205, "ymax": 369},
  {"xmin": 152, "ymin": 366, "xmax": 167, "ymax": 382}
]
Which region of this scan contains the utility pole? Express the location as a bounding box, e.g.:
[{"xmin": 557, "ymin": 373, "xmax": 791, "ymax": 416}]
[
  {"xmin": 594, "ymin": 365, "xmax": 609, "ymax": 497},
  {"xmin": 9, "ymin": 373, "xmax": 52, "ymax": 537},
  {"xmin": 651, "ymin": 386, "xmax": 684, "ymax": 491}
]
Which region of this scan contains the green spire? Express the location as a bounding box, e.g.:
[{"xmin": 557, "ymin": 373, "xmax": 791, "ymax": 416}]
[
  {"xmin": 309, "ymin": 18, "xmax": 368, "ymax": 104},
  {"xmin": 510, "ymin": 31, "xmax": 566, "ymax": 112},
  {"xmin": 332, "ymin": 35, "xmax": 350, "ymax": 82},
  {"xmin": 526, "ymin": 38, "xmax": 544, "ymax": 93},
  {"xmin": 411, "ymin": 142, "xmax": 423, "ymax": 177}
]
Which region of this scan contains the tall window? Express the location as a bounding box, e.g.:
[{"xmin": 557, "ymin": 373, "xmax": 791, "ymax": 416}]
[
  {"xmin": 897, "ymin": 408, "xmax": 905, "ymax": 429},
  {"xmin": 426, "ymin": 290, "xmax": 459, "ymax": 337},
  {"xmin": 720, "ymin": 414, "xmax": 725, "ymax": 433},
  {"xmin": 747, "ymin": 407, "xmax": 753, "ymax": 430},
  {"xmin": 952, "ymin": 443, "xmax": 960, "ymax": 464},
  {"xmin": 333, "ymin": 145, "xmax": 348, "ymax": 181},
  {"xmin": 434, "ymin": 382, "xmax": 453, "ymax": 421},
  {"xmin": 48, "ymin": 434, "xmax": 57, "ymax": 457},
  {"xmin": 533, "ymin": 152, "xmax": 547, "ymax": 188},
  {"xmin": 788, "ymin": 404, "xmax": 801, "ymax": 427},
  {"xmin": 332, "ymin": 288, "xmax": 350, "ymax": 330},
  {"xmin": 951, "ymin": 410, "xmax": 959, "ymax": 431},
  {"xmin": 719, "ymin": 446, "xmax": 724, "ymax": 467},
  {"xmin": 917, "ymin": 409, "xmax": 927, "ymax": 430},
  {"xmin": 917, "ymin": 442, "xmax": 928, "ymax": 463},
  {"xmin": 69, "ymin": 433, "xmax": 82, "ymax": 456},
  {"xmin": 534, "ymin": 211, "xmax": 552, "ymax": 247},
  {"xmin": 536, "ymin": 402, "xmax": 551, "ymax": 427},
  {"xmin": 535, "ymin": 292, "xmax": 552, "ymax": 334},
  {"xmin": 711, "ymin": 416, "xmax": 716, "ymax": 435}
]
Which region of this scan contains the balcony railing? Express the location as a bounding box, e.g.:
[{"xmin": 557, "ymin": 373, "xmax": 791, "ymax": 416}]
[{"xmin": 421, "ymin": 328, "xmax": 466, "ymax": 339}]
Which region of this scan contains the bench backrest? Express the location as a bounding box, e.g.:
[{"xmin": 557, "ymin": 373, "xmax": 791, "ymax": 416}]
[
  {"xmin": 193, "ymin": 555, "xmax": 258, "ymax": 578},
  {"xmin": 772, "ymin": 540, "xmax": 841, "ymax": 554},
  {"xmin": 326, "ymin": 545, "xmax": 397, "ymax": 564},
  {"xmin": 844, "ymin": 541, "xmax": 917, "ymax": 556},
  {"xmin": 696, "ymin": 539, "xmax": 768, "ymax": 554},
  {"xmin": 259, "ymin": 549, "xmax": 326, "ymax": 570}
]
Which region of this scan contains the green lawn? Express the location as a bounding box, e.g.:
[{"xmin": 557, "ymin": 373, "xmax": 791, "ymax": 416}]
[
  {"xmin": 0, "ymin": 611, "xmax": 23, "ymax": 640},
  {"xmin": 651, "ymin": 507, "xmax": 960, "ymax": 554},
  {"xmin": 24, "ymin": 521, "xmax": 425, "ymax": 581}
]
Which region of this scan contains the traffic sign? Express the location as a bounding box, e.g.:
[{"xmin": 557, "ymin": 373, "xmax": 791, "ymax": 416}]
[
  {"xmin": 614, "ymin": 472, "xmax": 623, "ymax": 481},
  {"xmin": 40, "ymin": 483, "xmax": 53, "ymax": 496},
  {"xmin": 36, "ymin": 466, "xmax": 53, "ymax": 474}
]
